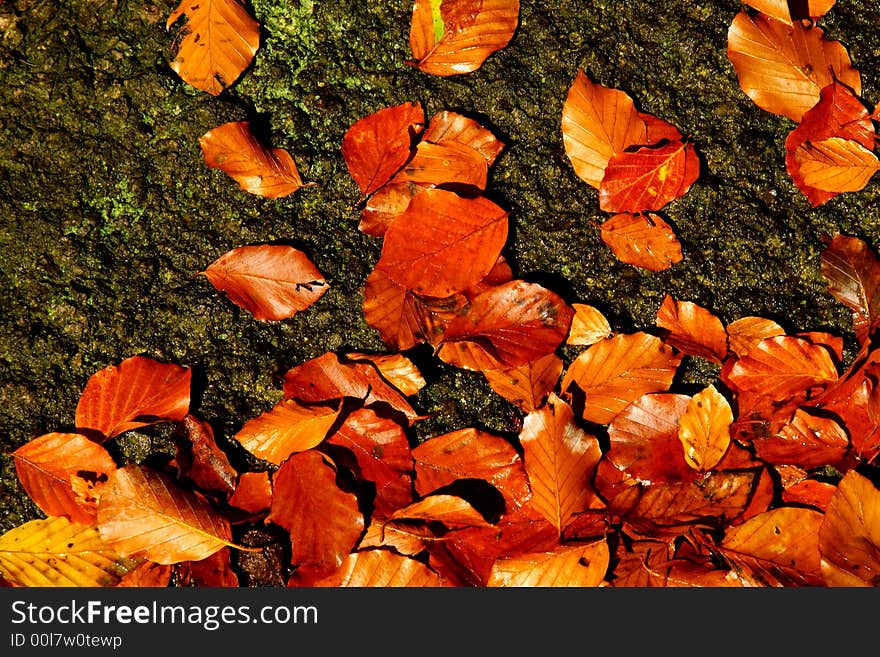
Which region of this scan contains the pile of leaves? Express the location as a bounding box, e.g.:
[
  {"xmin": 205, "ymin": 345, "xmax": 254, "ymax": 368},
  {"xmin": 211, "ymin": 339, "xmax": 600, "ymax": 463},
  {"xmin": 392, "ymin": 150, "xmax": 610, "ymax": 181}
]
[{"xmin": 4, "ymin": 0, "xmax": 880, "ymax": 587}]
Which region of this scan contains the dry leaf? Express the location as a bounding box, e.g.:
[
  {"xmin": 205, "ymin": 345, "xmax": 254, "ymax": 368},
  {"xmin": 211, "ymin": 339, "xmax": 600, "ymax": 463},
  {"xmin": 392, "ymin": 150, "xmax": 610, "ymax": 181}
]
[
  {"xmin": 600, "ymin": 212, "xmax": 683, "ymax": 271},
  {"xmin": 677, "ymin": 385, "xmax": 733, "ymax": 472},
  {"xmin": 308, "ymin": 548, "xmax": 449, "ymax": 587},
  {"xmin": 656, "ymin": 294, "xmax": 729, "ymax": 363},
  {"xmin": 566, "ymin": 303, "xmax": 613, "ymax": 346},
  {"xmin": 487, "ymin": 540, "xmax": 610, "ymax": 587},
  {"xmin": 818, "ymin": 470, "xmax": 880, "ymax": 585},
  {"xmin": 483, "ymin": 353, "xmax": 564, "ymax": 412}
]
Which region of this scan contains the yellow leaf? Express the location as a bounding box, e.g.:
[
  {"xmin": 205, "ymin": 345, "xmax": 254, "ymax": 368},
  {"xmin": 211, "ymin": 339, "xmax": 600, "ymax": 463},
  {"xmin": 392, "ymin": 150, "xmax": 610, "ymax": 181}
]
[{"xmin": 677, "ymin": 385, "xmax": 733, "ymax": 471}]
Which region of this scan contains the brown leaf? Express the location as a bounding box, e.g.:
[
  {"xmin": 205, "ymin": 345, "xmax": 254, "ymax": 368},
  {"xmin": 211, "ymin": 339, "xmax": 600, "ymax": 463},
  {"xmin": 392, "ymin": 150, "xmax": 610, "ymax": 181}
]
[
  {"xmin": 375, "ymin": 188, "xmax": 509, "ymax": 298},
  {"xmin": 386, "ymin": 494, "xmax": 492, "ymax": 531},
  {"xmin": 167, "ymin": 0, "xmax": 259, "ymax": 95},
  {"xmin": 561, "ymin": 70, "xmax": 647, "ymax": 189},
  {"xmin": 408, "ymin": 0, "xmax": 520, "ymax": 77},
  {"xmin": 97, "ymin": 464, "xmax": 234, "ymax": 565},
  {"xmin": 227, "ymin": 471, "xmax": 272, "ymax": 515},
  {"xmin": 483, "ymin": 353, "xmax": 563, "ymax": 412},
  {"xmin": 341, "ymin": 101, "xmax": 425, "ymax": 197},
  {"xmin": 726, "ymin": 316, "xmax": 786, "ymax": 358},
  {"xmin": 820, "ymin": 232, "xmax": 880, "ymax": 345},
  {"xmin": 171, "ymin": 415, "xmax": 237, "ymax": 496},
  {"xmin": 200, "ymin": 244, "xmax": 328, "ymax": 321},
  {"xmin": 232, "ymin": 399, "xmax": 341, "ymax": 466},
  {"xmin": 391, "ymin": 140, "xmax": 488, "ymax": 189},
  {"xmin": 744, "ymin": 0, "xmax": 836, "ymax": 23},
  {"xmin": 176, "ymin": 547, "xmax": 239, "ymax": 587},
  {"xmin": 781, "ymin": 478, "xmax": 837, "ymax": 511},
  {"xmin": 199, "ymin": 122, "xmax": 312, "ymax": 198},
  {"xmin": 600, "ymin": 212, "xmax": 683, "ymax": 272},
  {"xmin": 345, "ymin": 352, "xmax": 426, "ymax": 397},
  {"xmin": 308, "ymin": 548, "xmax": 449, "ymax": 587},
  {"xmin": 12, "ymin": 432, "xmax": 116, "ymax": 525},
  {"xmin": 75, "ymin": 355, "xmax": 192, "ymax": 442},
  {"xmin": 656, "ymin": 294, "xmax": 729, "ymax": 363},
  {"xmin": 612, "ymin": 542, "xmax": 740, "ymax": 587},
  {"xmin": 561, "ymin": 331, "xmax": 683, "ymax": 424},
  {"xmin": 518, "ymin": 394, "xmax": 602, "ymax": 535},
  {"xmin": 677, "ymin": 385, "xmax": 733, "ymax": 472},
  {"xmin": 268, "ymin": 451, "xmax": 364, "ymax": 577},
  {"xmin": 753, "ymin": 407, "xmax": 849, "ymax": 468},
  {"xmin": 413, "ymin": 428, "xmax": 531, "ymax": 512},
  {"xmin": 726, "ymin": 9, "xmax": 861, "ymax": 122},
  {"xmin": 438, "ymin": 280, "xmax": 574, "ymax": 371},
  {"xmin": 818, "ymin": 470, "xmax": 880, "ymax": 585},
  {"xmin": 422, "ymin": 110, "xmax": 505, "ymax": 165},
  {"xmin": 487, "ymin": 539, "xmax": 610, "ymax": 587}
]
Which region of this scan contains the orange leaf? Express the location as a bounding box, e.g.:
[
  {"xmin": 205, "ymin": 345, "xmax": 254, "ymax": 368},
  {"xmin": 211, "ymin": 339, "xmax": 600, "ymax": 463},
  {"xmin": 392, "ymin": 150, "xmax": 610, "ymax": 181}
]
[
  {"xmin": 639, "ymin": 112, "xmax": 683, "ymax": 145},
  {"xmin": 600, "ymin": 212, "xmax": 683, "ymax": 271},
  {"xmin": 326, "ymin": 408, "xmax": 414, "ymax": 518},
  {"xmin": 677, "ymin": 385, "xmax": 733, "ymax": 472},
  {"xmin": 820, "ymin": 233, "xmax": 880, "ymax": 346},
  {"xmin": 599, "ymin": 140, "xmax": 701, "ymax": 213},
  {"xmin": 171, "ymin": 415, "xmax": 237, "ymax": 495},
  {"xmin": 12, "ymin": 432, "xmax": 116, "ymax": 525},
  {"xmin": 566, "ymin": 303, "xmax": 613, "ymax": 346},
  {"xmin": 268, "ymin": 451, "xmax": 364, "ymax": 577},
  {"xmin": 282, "ymin": 352, "xmax": 418, "ymax": 423},
  {"xmin": 176, "ymin": 547, "xmax": 239, "ymax": 588},
  {"xmin": 561, "ymin": 70, "xmax": 647, "ymax": 189},
  {"xmin": 818, "ymin": 470, "xmax": 880, "ymax": 586},
  {"xmin": 199, "ymin": 121, "xmax": 311, "ymax": 198},
  {"xmin": 487, "ymin": 539, "xmax": 610, "ymax": 587},
  {"xmin": 308, "ymin": 549, "xmax": 449, "ymax": 587},
  {"xmin": 232, "ymin": 399, "xmax": 341, "ymax": 466},
  {"xmin": 362, "ymin": 268, "xmax": 468, "ymax": 351},
  {"xmin": 359, "ymin": 181, "xmax": 429, "ymax": 238},
  {"xmin": 743, "ymin": 0, "xmax": 836, "ymax": 23},
  {"xmin": 518, "ymin": 394, "xmax": 602, "ymax": 535},
  {"xmin": 719, "ymin": 507, "xmax": 825, "ymax": 586},
  {"xmin": 612, "ymin": 543, "xmax": 740, "ymax": 587},
  {"xmin": 422, "ymin": 110, "xmax": 505, "ymax": 165},
  {"xmin": 97, "ymin": 464, "xmax": 234, "ymax": 565},
  {"xmin": 115, "ymin": 561, "xmax": 174, "ymax": 588},
  {"xmin": 413, "ymin": 428, "xmax": 531, "ymax": 512},
  {"xmin": 726, "ymin": 9, "xmax": 861, "ymax": 122},
  {"xmin": 227, "ymin": 471, "xmax": 272, "ymax": 515},
  {"xmin": 606, "ymin": 393, "xmax": 695, "ymax": 484},
  {"xmin": 726, "ymin": 316, "xmax": 786, "ymax": 358},
  {"xmin": 200, "ymin": 244, "xmax": 328, "ymax": 321},
  {"xmin": 408, "ymin": 0, "xmax": 520, "ymax": 77},
  {"xmin": 781, "ymin": 478, "xmax": 837, "ymax": 511},
  {"xmin": 561, "ymin": 331, "xmax": 682, "ymax": 424},
  {"xmin": 483, "ymin": 353, "xmax": 563, "ymax": 412},
  {"xmin": 753, "ymin": 407, "xmax": 849, "ymax": 468},
  {"xmin": 656, "ymin": 294, "xmax": 729, "ymax": 363},
  {"xmin": 792, "ymin": 137, "xmax": 880, "ymax": 195},
  {"xmin": 386, "ymin": 494, "xmax": 492, "ymax": 530},
  {"xmin": 75, "ymin": 355, "xmax": 192, "ymax": 442},
  {"xmin": 375, "ymin": 188, "xmax": 509, "ymax": 297},
  {"xmin": 438, "ymin": 280, "xmax": 574, "ymax": 371},
  {"xmin": 390, "ymin": 140, "xmax": 488, "ymax": 189},
  {"xmin": 345, "ymin": 352, "xmax": 426, "ymax": 397},
  {"xmin": 167, "ymin": 0, "xmax": 259, "ymax": 95}
]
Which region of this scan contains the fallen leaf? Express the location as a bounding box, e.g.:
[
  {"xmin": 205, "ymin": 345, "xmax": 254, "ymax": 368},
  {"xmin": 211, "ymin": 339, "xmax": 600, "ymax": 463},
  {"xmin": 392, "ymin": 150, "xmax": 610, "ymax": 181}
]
[
  {"xmin": 600, "ymin": 212, "xmax": 683, "ymax": 271},
  {"xmin": 792, "ymin": 137, "xmax": 880, "ymax": 194},
  {"xmin": 818, "ymin": 470, "xmax": 880, "ymax": 585},
  {"xmin": 391, "ymin": 140, "xmax": 488, "ymax": 189},
  {"xmin": 176, "ymin": 547, "xmax": 239, "ymax": 587},
  {"xmin": 744, "ymin": 0, "xmax": 836, "ymax": 23},
  {"xmin": 308, "ymin": 548, "xmax": 449, "ymax": 587},
  {"xmin": 781, "ymin": 478, "xmax": 838, "ymax": 511},
  {"xmin": 488, "ymin": 540, "xmax": 610, "ymax": 587},
  {"xmin": 167, "ymin": 0, "xmax": 260, "ymax": 96},
  {"xmin": 422, "ymin": 110, "xmax": 505, "ymax": 164},
  {"xmin": 677, "ymin": 385, "xmax": 733, "ymax": 472},
  {"xmin": 438, "ymin": 280, "xmax": 574, "ymax": 371},
  {"xmin": 75, "ymin": 355, "xmax": 192, "ymax": 442},
  {"xmin": 12, "ymin": 432, "xmax": 116, "ymax": 525},
  {"xmin": 375, "ymin": 188, "xmax": 509, "ymax": 297},
  {"xmin": 726, "ymin": 8, "xmax": 861, "ymax": 122},
  {"xmin": 345, "ymin": 352, "xmax": 427, "ymax": 397},
  {"xmin": 726, "ymin": 316, "xmax": 786, "ymax": 358},
  {"xmin": 232, "ymin": 399, "xmax": 341, "ymax": 466},
  {"xmin": 561, "ymin": 70, "xmax": 647, "ymax": 189},
  {"xmin": 408, "ymin": 0, "xmax": 520, "ymax": 77},
  {"xmin": 200, "ymin": 244, "xmax": 328, "ymax": 321},
  {"xmin": 752, "ymin": 407, "xmax": 849, "ymax": 468},
  {"xmin": 656, "ymin": 294, "xmax": 729, "ymax": 363},
  {"xmin": 483, "ymin": 353, "xmax": 564, "ymax": 412},
  {"xmin": 386, "ymin": 494, "xmax": 492, "ymax": 531},
  {"xmin": 561, "ymin": 331, "xmax": 682, "ymax": 424},
  {"xmin": 566, "ymin": 303, "xmax": 613, "ymax": 346},
  {"xmin": 0, "ymin": 517, "xmax": 140, "ymax": 587},
  {"xmin": 199, "ymin": 121, "xmax": 312, "ymax": 198},
  {"xmin": 171, "ymin": 415, "xmax": 237, "ymax": 496},
  {"xmin": 599, "ymin": 140, "xmax": 701, "ymax": 213},
  {"xmin": 227, "ymin": 471, "xmax": 273, "ymax": 515}
]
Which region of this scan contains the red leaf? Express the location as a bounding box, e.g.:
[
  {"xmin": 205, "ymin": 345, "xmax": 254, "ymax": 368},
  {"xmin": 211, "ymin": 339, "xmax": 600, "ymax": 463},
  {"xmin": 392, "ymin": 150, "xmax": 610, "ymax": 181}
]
[
  {"xmin": 422, "ymin": 110, "xmax": 505, "ymax": 165},
  {"xmin": 75, "ymin": 355, "xmax": 192, "ymax": 442},
  {"xmin": 820, "ymin": 232, "xmax": 880, "ymax": 345},
  {"xmin": 228, "ymin": 471, "xmax": 272, "ymax": 515},
  {"xmin": 171, "ymin": 415, "xmax": 237, "ymax": 496},
  {"xmin": 656, "ymin": 294, "xmax": 728, "ymax": 363},
  {"xmin": 201, "ymin": 244, "xmax": 328, "ymax": 321}
]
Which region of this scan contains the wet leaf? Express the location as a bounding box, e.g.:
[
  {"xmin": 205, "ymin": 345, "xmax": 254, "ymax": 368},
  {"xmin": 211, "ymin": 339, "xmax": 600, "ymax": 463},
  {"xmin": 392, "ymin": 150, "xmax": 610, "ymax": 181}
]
[
  {"xmin": 483, "ymin": 353, "xmax": 563, "ymax": 412},
  {"xmin": 566, "ymin": 304, "xmax": 613, "ymax": 346},
  {"xmin": 199, "ymin": 121, "xmax": 311, "ymax": 198},
  {"xmin": 612, "ymin": 542, "xmax": 740, "ymax": 587},
  {"xmin": 391, "ymin": 140, "xmax": 488, "ymax": 189},
  {"xmin": 375, "ymin": 188, "xmax": 509, "ymax": 297},
  {"xmin": 408, "ymin": 0, "xmax": 520, "ymax": 77},
  {"xmin": 656, "ymin": 294, "xmax": 728, "ymax": 363},
  {"xmin": 753, "ymin": 408, "xmax": 849, "ymax": 468},
  {"xmin": 518, "ymin": 394, "xmax": 602, "ymax": 535},
  {"xmin": 438, "ymin": 280, "xmax": 574, "ymax": 371},
  {"xmin": 341, "ymin": 101, "xmax": 425, "ymax": 197},
  {"xmin": 599, "ymin": 140, "xmax": 701, "ymax": 213},
  {"xmin": 345, "ymin": 352, "xmax": 427, "ymax": 397},
  {"xmin": 308, "ymin": 548, "xmax": 449, "ymax": 587},
  {"xmin": 167, "ymin": 0, "xmax": 259, "ymax": 96},
  {"xmin": 792, "ymin": 137, "xmax": 880, "ymax": 194},
  {"xmin": 269, "ymin": 451, "xmax": 364, "ymax": 578},
  {"xmin": 413, "ymin": 427, "xmax": 531, "ymax": 512},
  {"xmin": 227, "ymin": 471, "xmax": 272, "ymax": 515},
  {"xmin": 200, "ymin": 244, "xmax": 328, "ymax": 321},
  {"xmin": 232, "ymin": 399, "xmax": 341, "ymax": 466},
  {"xmin": 75, "ymin": 355, "xmax": 192, "ymax": 442},
  {"xmin": 386, "ymin": 494, "xmax": 492, "ymax": 531},
  {"xmin": 821, "ymin": 233, "xmax": 880, "ymax": 345},
  {"xmin": 97, "ymin": 464, "xmax": 235, "ymax": 565},
  {"xmin": 781, "ymin": 478, "xmax": 837, "ymax": 511},
  {"xmin": 171, "ymin": 415, "xmax": 237, "ymax": 495},
  {"xmin": 176, "ymin": 547, "xmax": 239, "ymax": 587},
  {"xmin": 678, "ymin": 385, "xmax": 733, "ymax": 472},
  {"xmin": 422, "ymin": 110, "xmax": 505, "ymax": 165},
  {"xmin": 487, "ymin": 540, "xmax": 610, "ymax": 587},
  {"xmin": 600, "ymin": 212, "xmax": 683, "ymax": 271},
  {"xmin": 561, "ymin": 331, "xmax": 682, "ymax": 424},
  {"xmin": 561, "ymin": 70, "xmax": 646, "ymax": 189},
  {"xmin": 726, "ymin": 8, "xmax": 861, "ymax": 122},
  {"xmin": 0, "ymin": 517, "xmax": 140, "ymax": 587},
  {"xmin": 12, "ymin": 432, "xmax": 116, "ymax": 525},
  {"xmin": 744, "ymin": 0, "xmax": 836, "ymax": 23},
  {"xmin": 727, "ymin": 316, "xmax": 786, "ymax": 358},
  {"xmin": 818, "ymin": 470, "xmax": 880, "ymax": 586}
]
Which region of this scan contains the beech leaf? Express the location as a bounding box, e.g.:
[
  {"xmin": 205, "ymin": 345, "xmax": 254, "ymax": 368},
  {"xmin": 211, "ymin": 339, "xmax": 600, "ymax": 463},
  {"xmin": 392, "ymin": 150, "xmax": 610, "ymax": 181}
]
[
  {"xmin": 600, "ymin": 212, "xmax": 683, "ymax": 272},
  {"xmin": 752, "ymin": 408, "xmax": 849, "ymax": 468},
  {"xmin": 727, "ymin": 316, "xmax": 786, "ymax": 358},
  {"xmin": 793, "ymin": 137, "xmax": 880, "ymax": 194},
  {"xmin": 483, "ymin": 353, "xmax": 564, "ymax": 412},
  {"xmin": 677, "ymin": 385, "xmax": 734, "ymax": 472},
  {"xmin": 744, "ymin": 0, "xmax": 836, "ymax": 23},
  {"xmin": 487, "ymin": 540, "xmax": 610, "ymax": 587},
  {"xmin": 566, "ymin": 303, "xmax": 613, "ymax": 346},
  {"xmin": 309, "ymin": 549, "xmax": 449, "ymax": 587},
  {"xmin": 422, "ymin": 110, "xmax": 505, "ymax": 165},
  {"xmin": 656, "ymin": 294, "xmax": 729, "ymax": 363},
  {"xmin": 820, "ymin": 233, "xmax": 880, "ymax": 345}
]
